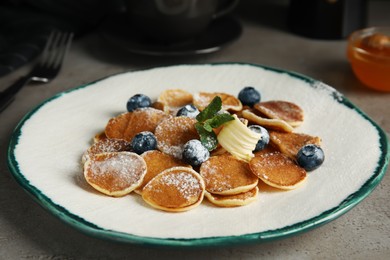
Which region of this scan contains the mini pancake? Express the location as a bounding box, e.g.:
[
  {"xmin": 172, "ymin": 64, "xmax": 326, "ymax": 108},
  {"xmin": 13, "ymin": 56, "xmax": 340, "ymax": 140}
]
[
  {"xmin": 193, "ymin": 92, "xmax": 242, "ymax": 111},
  {"xmin": 269, "ymin": 131, "xmax": 322, "ymax": 160},
  {"xmin": 93, "ymin": 131, "xmax": 108, "ymax": 143},
  {"xmin": 84, "ymin": 152, "xmax": 147, "ymax": 197},
  {"xmin": 105, "ymin": 108, "xmax": 169, "ymax": 142},
  {"xmin": 233, "ymin": 105, "xmax": 250, "ymax": 118},
  {"xmin": 151, "ymin": 101, "xmax": 165, "ymax": 111},
  {"xmin": 157, "ymin": 89, "xmax": 193, "ymax": 115},
  {"xmin": 204, "ymin": 187, "xmax": 258, "ymax": 207},
  {"xmin": 210, "ymin": 145, "xmax": 228, "ymax": 156},
  {"xmin": 82, "ymin": 138, "xmax": 132, "ymax": 164},
  {"xmin": 242, "ymin": 109, "xmax": 294, "ymax": 132},
  {"xmin": 200, "ymin": 155, "xmax": 258, "ymax": 195},
  {"xmin": 155, "ymin": 116, "xmax": 199, "ymax": 159},
  {"xmin": 135, "ymin": 150, "xmax": 191, "ymax": 194},
  {"xmin": 254, "ymin": 101, "xmax": 304, "ymax": 127},
  {"xmin": 249, "ymin": 151, "xmax": 307, "ymax": 190},
  {"xmin": 253, "ymin": 145, "xmax": 280, "ymax": 157},
  {"xmin": 142, "ymin": 167, "xmax": 205, "ymax": 212}
]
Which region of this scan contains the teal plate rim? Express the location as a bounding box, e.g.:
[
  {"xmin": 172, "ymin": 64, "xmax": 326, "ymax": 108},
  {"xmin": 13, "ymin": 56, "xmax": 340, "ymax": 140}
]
[{"xmin": 7, "ymin": 62, "xmax": 390, "ymax": 248}]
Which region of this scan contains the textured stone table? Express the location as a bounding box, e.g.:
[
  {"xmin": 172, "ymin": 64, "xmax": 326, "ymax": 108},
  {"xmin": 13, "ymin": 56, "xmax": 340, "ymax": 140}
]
[{"xmin": 1, "ymin": 1, "xmax": 389, "ymax": 259}]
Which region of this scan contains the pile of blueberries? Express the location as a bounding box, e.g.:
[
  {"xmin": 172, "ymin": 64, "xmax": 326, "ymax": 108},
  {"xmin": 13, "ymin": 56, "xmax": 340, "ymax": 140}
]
[{"xmin": 125, "ymin": 87, "xmax": 324, "ymax": 171}]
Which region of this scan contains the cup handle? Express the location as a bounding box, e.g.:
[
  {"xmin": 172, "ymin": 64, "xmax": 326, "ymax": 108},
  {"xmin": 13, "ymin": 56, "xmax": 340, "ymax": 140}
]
[{"xmin": 212, "ymin": 0, "xmax": 239, "ymax": 20}]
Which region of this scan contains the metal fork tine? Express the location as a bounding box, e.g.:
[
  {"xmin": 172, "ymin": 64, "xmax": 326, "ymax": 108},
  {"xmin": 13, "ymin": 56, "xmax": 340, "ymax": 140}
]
[
  {"xmin": 51, "ymin": 32, "xmax": 66, "ymax": 69},
  {"xmin": 44, "ymin": 31, "xmax": 62, "ymax": 68},
  {"xmin": 52, "ymin": 32, "xmax": 74, "ymax": 71},
  {"xmin": 64, "ymin": 33, "xmax": 74, "ymax": 62},
  {"xmin": 39, "ymin": 30, "xmax": 58, "ymax": 67},
  {"xmin": 0, "ymin": 29, "xmax": 73, "ymax": 112}
]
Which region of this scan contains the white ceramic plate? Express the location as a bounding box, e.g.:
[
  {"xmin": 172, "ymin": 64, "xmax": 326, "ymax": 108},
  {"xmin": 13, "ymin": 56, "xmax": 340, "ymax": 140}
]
[{"xmin": 8, "ymin": 63, "xmax": 389, "ymax": 247}]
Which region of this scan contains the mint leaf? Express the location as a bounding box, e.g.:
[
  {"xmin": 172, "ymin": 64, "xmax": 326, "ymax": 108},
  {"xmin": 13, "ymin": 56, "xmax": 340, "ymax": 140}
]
[
  {"xmin": 204, "ymin": 113, "xmax": 234, "ymax": 131},
  {"xmin": 196, "ymin": 96, "xmax": 222, "ymax": 122},
  {"xmin": 203, "ymin": 119, "xmax": 214, "ymax": 132},
  {"xmin": 200, "ymin": 131, "xmax": 218, "ymax": 151},
  {"xmin": 194, "ymin": 96, "xmax": 233, "ymax": 151},
  {"xmin": 195, "ymin": 122, "xmax": 218, "ymax": 151}
]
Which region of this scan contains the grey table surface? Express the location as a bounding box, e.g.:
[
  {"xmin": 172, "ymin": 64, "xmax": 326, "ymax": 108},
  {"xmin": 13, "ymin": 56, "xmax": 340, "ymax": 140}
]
[{"xmin": 1, "ymin": 1, "xmax": 389, "ymax": 259}]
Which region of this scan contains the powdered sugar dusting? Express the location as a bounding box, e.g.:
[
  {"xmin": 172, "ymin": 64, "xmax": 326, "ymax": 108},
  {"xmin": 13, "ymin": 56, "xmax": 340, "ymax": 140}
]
[
  {"xmin": 158, "ymin": 143, "xmax": 185, "ymax": 159},
  {"xmin": 193, "ymin": 92, "xmax": 209, "ymax": 108},
  {"xmin": 88, "ymin": 152, "xmax": 146, "ymax": 189},
  {"xmin": 145, "ymin": 168, "xmax": 203, "ymax": 201},
  {"xmin": 200, "ymin": 159, "xmax": 233, "ymax": 192},
  {"xmin": 161, "ymin": 171, "xmax": 202, "ymax": 200},
  {"xmin": 254, "ymin": 152, "xmax": 290, "ymax": 168},
  {"xmin": 82, "ymin": 139, "xmax": 131, "ymax": 163},
  {"xmin": 155, "ymin": 117, "xmax": 198, "ymax": 159}
]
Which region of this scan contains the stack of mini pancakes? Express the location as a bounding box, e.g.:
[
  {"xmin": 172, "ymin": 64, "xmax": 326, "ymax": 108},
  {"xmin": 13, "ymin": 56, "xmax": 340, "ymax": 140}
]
[{"xmin": 82, "ymin": 89, "xmax": 321, "ymax": 212}]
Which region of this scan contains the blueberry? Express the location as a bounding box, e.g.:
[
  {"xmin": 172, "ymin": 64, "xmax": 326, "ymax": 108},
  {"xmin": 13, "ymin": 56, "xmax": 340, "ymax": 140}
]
[
  {"xmin": 297, "ymin": 144, "xmax": 325, "ymax": 171},
  {"xmin": 238, "ymin": 87, "xmax": 261, "ymax": 107},
  {"xmin": 176, "ymin": 104, "xmax": 200, "ymax": 118},
  {"xmin": 130, "ymin": 131, "xmax": 157, "ymax": 154},
  {"xmin": 126, "ymin": 94, "xmax": 152, "ymax": 112},
  {"xmin": 182, "ymin": 140, "xmax": 210, "ymax": 167},
  {"xmin": 248, "ymin": 125, "xmax": 270, "ymax": 152}
]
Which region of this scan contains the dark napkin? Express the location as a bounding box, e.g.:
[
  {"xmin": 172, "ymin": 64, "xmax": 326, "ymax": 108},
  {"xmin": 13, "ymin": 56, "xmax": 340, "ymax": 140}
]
[{"xmin": 0, "ymin": 0, "xmax": 113, "ymax": 77}]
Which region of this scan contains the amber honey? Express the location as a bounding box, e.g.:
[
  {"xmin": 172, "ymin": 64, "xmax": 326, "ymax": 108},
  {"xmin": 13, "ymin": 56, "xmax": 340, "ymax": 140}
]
[{"xmin": 347, "ymin": 28, "xmax": 390, "ymax": 92}]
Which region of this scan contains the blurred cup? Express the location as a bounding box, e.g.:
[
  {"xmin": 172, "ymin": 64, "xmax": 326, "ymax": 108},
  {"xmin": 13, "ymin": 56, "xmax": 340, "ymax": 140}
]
[
  {"xmin": 124, "ymin": 0, "xmax": 239, "ymax": 43},
  {"xmin": 288, "ymin": 0, "xmax": 367, "ymax": 39}
]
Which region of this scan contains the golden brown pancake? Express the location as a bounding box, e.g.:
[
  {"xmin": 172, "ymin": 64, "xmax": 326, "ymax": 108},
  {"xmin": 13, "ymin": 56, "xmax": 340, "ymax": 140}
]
[
  {"xmin": 204, "ymin": 187, "xmax": 258, "ymax": 207},
  {"xmin": 193, "ymin": 92, "xmax": 242, "ymax": 111},
  {"xmin": 157, "ymin": 89, "xmax": 193, "ymax": 115},
  {"xmin": 210, "ymin": 145, "xmax": 228, "ymax": 156},
  {"xmin": 135, "ymin": 150, "xmax": 191, "ymax": 194},
  {"xmin": 93, "ymin": 131, "xmax": 108, "ymax": 143},
  {"xmin": 269, "ymin": 131, "xmax": 322, "ymax": 160},
  {"xmin": 151, "ymin": 101, "xmax": 165, "ymax": 111},
  {"xmin": 249, "ymin": 151, "xmax": 307, "ymax": 190},
  {"xmin": 84, "ymin": 152, "xmax": 147, "ymax": 197},
  {"xmin": 254, "ymin": 101, "xmax": 304, "ymax": 127},
  {"xmin": 155, "ymin": 116, "xmax": 199, "ymax": 159},
  {"xmin": 200, "ymin": 155, "xmax": 258, "ymax": 195},
  {"xmin": 82, "ymin": 138, "xmax": 132, "ymax": 164},
  {"xmin": 253, "ymin": 145, "xmax": 280, "ymax": 156},
  {"xmin": 242, "ymin": 109, "xmax": 294, "ymax": 132},
  {"xmin": 105, "ymin": 108, "xmax": 170, "ymax": 142},
  {"xmin": 142, "ymin": 167, "xmax": 205, "ymax": 212}
]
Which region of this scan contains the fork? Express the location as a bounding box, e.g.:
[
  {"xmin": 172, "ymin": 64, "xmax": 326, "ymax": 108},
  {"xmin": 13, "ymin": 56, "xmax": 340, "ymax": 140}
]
[{"xmin": 0, "ymin": 30, "xmax": 73, "ymax": 112}]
